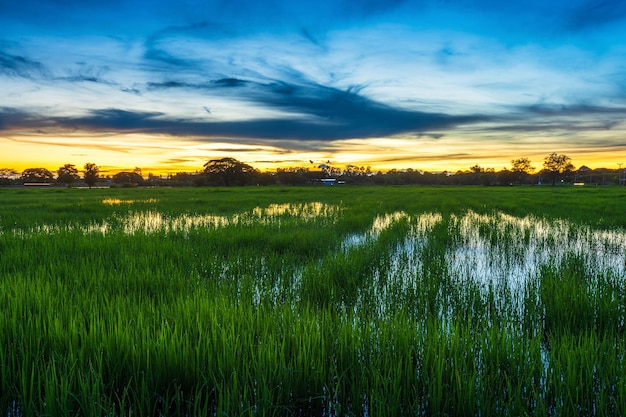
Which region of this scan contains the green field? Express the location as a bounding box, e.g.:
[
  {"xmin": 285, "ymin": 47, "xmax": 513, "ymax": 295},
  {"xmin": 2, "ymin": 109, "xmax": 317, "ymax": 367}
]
[{"xmin": 1, "ymin": 186, "xmax": 625, "ymax": 416}]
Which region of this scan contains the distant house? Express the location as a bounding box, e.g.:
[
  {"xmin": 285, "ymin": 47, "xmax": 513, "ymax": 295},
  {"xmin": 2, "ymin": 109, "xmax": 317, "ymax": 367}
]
[{"xmin": 23, "ymin": 182, "xmax": 52, "ymax": 187}]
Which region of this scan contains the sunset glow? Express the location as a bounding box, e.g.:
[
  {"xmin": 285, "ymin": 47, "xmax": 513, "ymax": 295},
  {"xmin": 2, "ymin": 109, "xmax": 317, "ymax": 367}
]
[{"xmin": 2, "ymin": 0, "xmax": 626, "ymax": 175}]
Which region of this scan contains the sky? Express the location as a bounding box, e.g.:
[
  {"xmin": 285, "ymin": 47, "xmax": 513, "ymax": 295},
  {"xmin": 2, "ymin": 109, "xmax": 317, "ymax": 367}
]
[{"xmin": 1, "ymin": 0, "xmax": 626, "ymax": 175}]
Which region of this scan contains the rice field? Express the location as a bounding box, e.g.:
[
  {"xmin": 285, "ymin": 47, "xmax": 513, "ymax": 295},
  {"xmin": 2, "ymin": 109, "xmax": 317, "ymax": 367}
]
[{"xmin": 0, "ymin": 186, "xmax": 625, "ymax": 416}]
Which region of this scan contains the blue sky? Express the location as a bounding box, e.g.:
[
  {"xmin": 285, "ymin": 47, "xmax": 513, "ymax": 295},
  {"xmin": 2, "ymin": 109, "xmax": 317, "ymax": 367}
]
[{"xmin": 1, "ymin": 0, "xmax": 626, "ymax": 173}]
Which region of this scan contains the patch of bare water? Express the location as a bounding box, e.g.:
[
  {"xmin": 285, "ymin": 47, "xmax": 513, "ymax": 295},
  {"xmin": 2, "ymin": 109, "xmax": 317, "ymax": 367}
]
[
  {"xmin": 252, "ymin": 202, "xmax": 336, "ymax": 219},
  {"xmin": 10, "ymin": 202, "xmax": 341, "ymax": 236},
  {"xmin": 374, "ymin": 211, "xmax": 626, "ymax": 319},
  {"xmin": 362, "ymin": 212, "xmax": 443, "ymax": 317},
  {"xmin": 342, "ymin": 211, "xmax": 411, "ymax": 249},
  {"xmin": 8, "ymin": 206, "xmax": 626, "ymax": 318},
  {"xmin": 102, "ymin": 198, "xmax": 159, "ymax": 205},
  {"xmin": 446, "ymin": 211, "xmax": 626, "ymax": 289}
]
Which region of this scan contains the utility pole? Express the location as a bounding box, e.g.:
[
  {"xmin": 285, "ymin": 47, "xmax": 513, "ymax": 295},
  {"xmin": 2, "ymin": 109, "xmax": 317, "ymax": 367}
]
[{"xmin": 619, "ymin": 163, "xmax": 624, "ymax": 186}]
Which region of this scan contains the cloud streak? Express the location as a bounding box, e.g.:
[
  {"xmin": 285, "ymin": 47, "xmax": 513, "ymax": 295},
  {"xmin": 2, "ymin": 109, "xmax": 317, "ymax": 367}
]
[
  {"xmin": 48, "ymin": 104, "xmax": 473, "ymax": 143},
  {"xmin": 3, "ymin": 93, "xmax": 626, "ymax": 151},
  {"xmin": 0, "ymin": 75, "xmax": 484, "ymax": 142},
  {"xmin": 144, "ymin": 77, "xmax": 485, "ymax": 139},
  {"xmin": 0, "ymin": 50, "xmax": 48, "ymax": 79}
]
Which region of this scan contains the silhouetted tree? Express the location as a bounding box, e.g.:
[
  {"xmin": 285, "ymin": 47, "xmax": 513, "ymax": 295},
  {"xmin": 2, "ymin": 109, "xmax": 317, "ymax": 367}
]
[
  {"xmin": 171, "ymin": 172, "xmax": 197, "ymax": 182},
  {"xmin": 21, "ymin": 168, "xmax": 54, "ymax": 183},
  {"xmin": 511, "ymin": 157, "xmax": 535, "ymax": 185},
  {"xmin": 112, "ymin": 171, "xmax": 144, "ymax": 186},
  {"xmin": 543, "ymin": 153, "xmax": 574, "ymax": 186},
  {"xmin": 0, "ymin": 168, "xmax": 18, "ymax": 178},
  {"xmin": 83, "ymin": 163, "xmax": 100, "ymax": 188},
  {"xmin": 0, "ymin": 168, "xmax": 18, "ymax": 185},
  {"xmin": 203, "ymin": 157, "xmax": 258, "ymax": 186},
  {"xmin": 497, "ymin": 169, "xmax": 515, "ymax": 185},
  {"xmin": 469, "ymin": 165, "xmax": 484, "ymax": 174},
  {"xmin": 57, "ymin": 164, "xmax": 80, "ymax": 186},
  {"xmin": 511, "ymin": 157, "xmax": 534, "ymax": 174},
  {"xmin": 275, "ymin": 167, "xmax": 311, "ymax": 185}
]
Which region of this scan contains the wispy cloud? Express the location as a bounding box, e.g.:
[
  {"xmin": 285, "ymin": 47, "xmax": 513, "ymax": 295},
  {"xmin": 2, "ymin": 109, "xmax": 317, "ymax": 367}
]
[
  {"xmin": 142, "ymin": 22, "xmax": 223, "ymax": 72},
  {"xmin": 0, "ymin": 50, "xmax": 48, "ymax": 79},
  {"xmin": 482, "ymin": 103, "xmax": 626, "ymax": 134},
  {"xmin": 144, "ymin": 76, "xmax": 484, "ymax": 139},
  {"xmin": 0, "ymin": 107, "xmax": 45, "ymax": 130},
  {"xmin": 60, "ymin": 64, "xmax": 115, "ymax": 85},
  {"xmin": 1, "ymin": 81, "xmax": 482, "ymax": 142},
  {"xmin": 525, "ymin": 103, "xmax": 626, "ymax": 116}
]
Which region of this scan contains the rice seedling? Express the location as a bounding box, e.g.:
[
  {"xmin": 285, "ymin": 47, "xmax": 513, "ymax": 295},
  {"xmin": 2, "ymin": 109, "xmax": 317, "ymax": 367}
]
[{"xmin": 0, "ymin": 186, "xmax": 625, "ymax": 416}]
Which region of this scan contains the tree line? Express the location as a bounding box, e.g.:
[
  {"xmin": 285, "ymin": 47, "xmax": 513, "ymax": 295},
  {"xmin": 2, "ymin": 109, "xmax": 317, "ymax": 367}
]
[{"xmin": 0, "ymin": 153, "xmax": 623, "ymax": 187}]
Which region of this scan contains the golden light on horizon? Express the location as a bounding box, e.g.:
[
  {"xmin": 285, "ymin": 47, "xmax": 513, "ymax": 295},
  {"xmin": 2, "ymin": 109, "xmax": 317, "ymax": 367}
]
[
  {"xmin": 1, "ymin": 129, "xmax": 625, "ymax": 176},
  {"xmin": 3, "ymin": 0, "xmax": 626, "ymax": 183}
]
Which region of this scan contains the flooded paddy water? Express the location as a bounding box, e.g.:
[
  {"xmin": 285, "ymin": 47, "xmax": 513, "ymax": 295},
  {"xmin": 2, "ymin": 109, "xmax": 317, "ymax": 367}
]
[
  {"xmin": 7, "ymin": 202, "xmax": 626, "ymax": 319},
  {"xmin": 2, "ymin": 194, "xmax": 626, "ymax": 416}
]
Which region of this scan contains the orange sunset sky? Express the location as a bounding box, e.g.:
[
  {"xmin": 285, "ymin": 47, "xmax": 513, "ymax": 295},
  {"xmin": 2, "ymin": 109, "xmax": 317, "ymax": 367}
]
[{"xmin": 2, "ymin": 0, "xmax": 626, "ymax": 176}]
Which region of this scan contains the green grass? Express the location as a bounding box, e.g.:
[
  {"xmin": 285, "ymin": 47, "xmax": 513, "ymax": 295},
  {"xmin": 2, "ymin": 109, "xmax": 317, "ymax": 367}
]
[{"xmin": 0, "ymin": 186, "xmax": 625, "ymax": 416}]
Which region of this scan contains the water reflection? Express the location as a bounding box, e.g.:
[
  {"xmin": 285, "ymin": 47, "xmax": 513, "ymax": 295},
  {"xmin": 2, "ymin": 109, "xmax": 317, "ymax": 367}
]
[
  {"xmin": 364, "ymin": 212, "xmax": 443, "ymax": 317},
  {"xmin": 8, "ymin": 206, "xmax": 626, "ymax": 312},
  {"xmin": 102, "ymin": 198, "xmax": 159, "ymax": 205},
  {"xmin": 343, "ymin": 211, "xmax": 411, "ymax": 249},
  {"xmin": 11, "ymin": 202, "xmax": 340, "ymax": 236},
  {"xmin": 252, "ymin": 202, "xmax": 337, "ymax": 219},
  {"xmin": 116, "ymin": 211, "xmax": 231, "ymax": 235},
  {"xmin": 446, "ymin": 211, "xmax": 626, "ymax": 289},
  {"xmin": 370, "ymin": 210, "xmax": 626, "ymax": 320}
]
